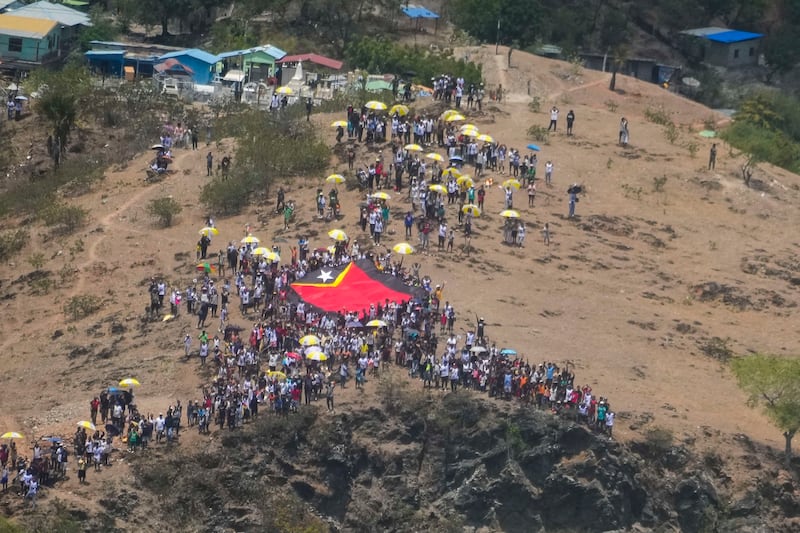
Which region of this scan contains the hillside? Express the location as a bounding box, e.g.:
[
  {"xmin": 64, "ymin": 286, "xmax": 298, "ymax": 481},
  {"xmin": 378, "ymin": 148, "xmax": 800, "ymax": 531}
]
[{"xmin": 0, "ymin": 46, "xmax": 799, "ymax": 531}]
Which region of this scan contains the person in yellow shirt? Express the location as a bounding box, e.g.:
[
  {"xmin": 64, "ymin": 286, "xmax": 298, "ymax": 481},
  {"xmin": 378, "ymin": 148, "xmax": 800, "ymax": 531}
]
[{"xmin": 77, "ymin": 457, "xmax": 87, "ymax": 484}]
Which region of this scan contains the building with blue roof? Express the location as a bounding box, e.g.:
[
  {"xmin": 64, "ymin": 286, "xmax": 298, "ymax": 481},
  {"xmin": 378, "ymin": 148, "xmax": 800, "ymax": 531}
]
[
  {"xmin": 157, "ymin": 48, "xmax": 219, "ymax": 84},
  {"xmin": 680, "ymin": 27, "xmax": 763, "ymax": 68}
]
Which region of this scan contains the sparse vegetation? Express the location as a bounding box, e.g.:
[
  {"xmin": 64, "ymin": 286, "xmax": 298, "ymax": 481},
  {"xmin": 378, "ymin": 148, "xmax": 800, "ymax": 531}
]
[
  {"xmin": 64, "ymin": 295, "xmax": 102, "ymax": 321},
  {"xmin": 529, "ymin": 96, "xmax": 542, "ymax": 113},
  {"xmin": 27, "ymin": 253, "xmax": 45, "ymax": 270},
  {"xmin": 0, "ymin": 229, "xmax": 28, "ymax": 259},
  {"xmin": 526, "ymin": 125, "xmax": 550, "ymax": 143},
  {"xmin": 39, "ymin": 203, "xmax": 88, "ymax": 236},
  {"xmin": 621, "ymin": 183, "xmax": 643, "ymax": 200},
  {"xmin": 686, "ymin": 140, "xmax": 699, "ymax": 158},
  {"xmin": 147, "ymin": 197, "xmax": 182, "ymax": 227},
  {"xmin": 652, "ymin": 175, "xmax": 668, "ymax": 192},
  {"xmin": 645, "ymin": 106, "xmax": 672, "ymax": 126},
  {"xmin": 663, "ymin": 123, "xmax": 679, "ymax": 144},
  {"xmin": 605, "ymin": 100, "xmax": 619, "ymax": 113},
  {"xmin": 643, "ymin": 427, "xmax": 674, "ymax": 457}
]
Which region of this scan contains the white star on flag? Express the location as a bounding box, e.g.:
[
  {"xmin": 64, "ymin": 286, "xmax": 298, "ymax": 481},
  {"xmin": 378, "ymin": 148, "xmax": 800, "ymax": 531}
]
[{"xmin": 317, "ymin": 270, "xmax": 334, "ymax": 283}]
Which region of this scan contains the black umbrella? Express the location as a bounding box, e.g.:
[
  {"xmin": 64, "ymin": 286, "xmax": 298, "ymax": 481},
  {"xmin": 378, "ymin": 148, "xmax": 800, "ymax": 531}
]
[{"xmin": 567, "ymin": 184, "xmax": 583, "ymax": 194}]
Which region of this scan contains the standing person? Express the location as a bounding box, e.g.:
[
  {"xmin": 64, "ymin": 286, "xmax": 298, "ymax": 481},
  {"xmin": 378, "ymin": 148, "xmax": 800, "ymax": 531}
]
[
  {"xmin": 545, "ymin": 160, "xmax": 553, "ymax": 186},
  {"xmin": 543, "ymin": 222, "xmax": 551, "ymax": 246},
  {"xmin": 447, "ymin": 229, "xmax": 455, "ymax": 252},
  {"xmin": 191, "ymin": 129, "xmax": 198, "ymax": 150},
  {"xmin": 183, "ymin": 334, "xmax": 192, "ymax": 358},
  {"xmin": 516, "ymin": 222, "xmax": 526, "ymax": 247},
  {"xmin": 708, "ymin": 143, "xmax": 717, "ymax": 170},
  {"xmin": 566, "ymin": 109, "xmax": 575, "ymax": 135},
  {"xmin": 77, "ymin": 456, "xmax": 87, "ymax": 484},
  {"xmin": 567, "ymin": 185, "xmax": 579, "ymax": 218},
  {"xmin": 527, "ymin": 181, "xmax": 536, "ymax": 207},
  {"xmin": 548, "ymin": 106, "xmax": 559, "ymax": 132},
  {"xmin": 404, "ymin": 211, "xmax": 414, "ymax": 239},
  {"xmin": 325, "ymin": 380, "xmax": 335, "ymax": 412},
  {"xmin": 206, "ymin": 152, "xmax": 213, "ymax": 176},
  {"xmin": 305, "ymin": 98, "xmax": 313, "ymax": 121},
  {"xmin": 619, "ymin": 117, "xmax": 629, "ymax": 146}
]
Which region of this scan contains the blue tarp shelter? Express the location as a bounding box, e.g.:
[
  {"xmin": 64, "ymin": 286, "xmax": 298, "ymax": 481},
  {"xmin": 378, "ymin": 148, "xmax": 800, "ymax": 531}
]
[
  {"xmin": 157, "ymin": 48, "xmax": 219, "ymax": 84},
  {"xmin": 401, "ymin": 4, "xmax": 439, "ymax": 34}
]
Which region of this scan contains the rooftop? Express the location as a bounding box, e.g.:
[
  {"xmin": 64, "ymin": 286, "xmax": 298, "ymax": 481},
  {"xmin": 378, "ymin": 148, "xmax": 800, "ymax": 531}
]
[
  {"xmin": 218, "ymin": 44, "xmax": 286, "ymax": 61},
  {"xmin": 680, "ymin": 27, "xmax": 763, "ymax": 43},
  {"xmin": 0, "ymin": 13, "xmax": 57, "ymax": 38},
  {"xmin": 9, "ymin": 1, "xmax": 90, "ymax": 27},
  {"xmin": 159, "ymin": 48, "xmax": 219, "ymax": 65}
]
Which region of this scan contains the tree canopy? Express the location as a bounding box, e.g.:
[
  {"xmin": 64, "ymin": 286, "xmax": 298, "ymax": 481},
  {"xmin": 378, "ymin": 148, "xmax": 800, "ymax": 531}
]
[{"xmin": 731, "ymin": 354, "xmax": 800, "ymax": 464}]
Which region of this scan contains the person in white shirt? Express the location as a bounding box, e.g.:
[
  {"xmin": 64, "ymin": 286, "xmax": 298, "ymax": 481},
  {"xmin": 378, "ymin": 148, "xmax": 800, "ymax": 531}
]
[
  {"xmin": 545, "ymin": 161, "xmax": 554, "ymax": 186},
  {"xmin": 548, "ymin": 106, "xmax": 559, "ymax": 132},
  {"xmin": 605, "ymin": 412, "xmax": 615, "ymax": 437}
]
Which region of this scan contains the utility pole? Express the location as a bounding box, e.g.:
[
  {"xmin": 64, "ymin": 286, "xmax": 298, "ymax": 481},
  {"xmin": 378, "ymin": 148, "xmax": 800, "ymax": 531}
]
[{"xmin": 495, "ymin": 18, "xmax": 501, "ymax": 54}]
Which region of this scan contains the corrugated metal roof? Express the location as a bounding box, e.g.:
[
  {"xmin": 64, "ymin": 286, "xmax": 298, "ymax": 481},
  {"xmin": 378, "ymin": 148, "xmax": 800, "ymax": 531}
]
[
  {"xmin": 680, "ymin": 27, "xmax": 728, "ymax": 37},
  {"xmin": 277, "ymin": 53, "xmax": 343, "ymax": 70},
  {"xmin": 159, "ymin": 48, "xmax": 219, "ymax": 65},
  {"xmin": 0, "ymin": 13, "xmax": 56, "ymax": 38},
  {"xmin": 706, "ymin": 30, "xmax": 763, "ymax": 43},
  {"xmin": 218, "ymin": 44, "xmax": 286, "ymax": 61},
  {"xmin": 9, "ymin": 1, "xmax": 90, "ymax": 27},
  {"xmin": 85, "ymin": 50, "xmax": 125, "ymax": 57}
]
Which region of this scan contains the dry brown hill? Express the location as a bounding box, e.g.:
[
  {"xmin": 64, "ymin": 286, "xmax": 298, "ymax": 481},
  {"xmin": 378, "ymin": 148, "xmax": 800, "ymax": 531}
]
[{"xmin": 1, "ymin": 45, "xmax": 799, "ymax": 528}]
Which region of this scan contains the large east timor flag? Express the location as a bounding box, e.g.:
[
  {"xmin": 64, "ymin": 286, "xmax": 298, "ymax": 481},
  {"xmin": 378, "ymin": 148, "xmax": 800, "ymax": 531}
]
[{"xmin": 290, "ymin": 259, "xmax": 422, "ymax": 313}]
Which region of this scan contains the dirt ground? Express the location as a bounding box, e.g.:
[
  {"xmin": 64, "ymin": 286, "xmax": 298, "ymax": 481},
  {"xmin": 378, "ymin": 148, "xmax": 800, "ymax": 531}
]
[{"xmin": 1, "ymin": 45, "xmax": 799, "ymax": 518}]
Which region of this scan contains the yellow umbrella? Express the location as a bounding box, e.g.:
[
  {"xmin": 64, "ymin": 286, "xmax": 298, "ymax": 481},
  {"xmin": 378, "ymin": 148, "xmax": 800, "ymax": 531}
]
[
  {"xmin": 371, "ymin": 191, "xmax": 391, "ymax": 200},
  {"xmin": 252, "ymin": 247, "xmax": 270, "ymax": 256},
  {"xmin": 241, "ymin": 234, "xmax": 260, "ymax": 244},
  {"xmin": 441, "ymin": 109, "xmax": 460, "ymax": 120},
  {"xmin": 477, "ymin": 134, "xmax": 495, "ymax": 143},
  {"xmin": 77, "ymin": 420, "xmax": 96, "ymax": 431},
  {"xmin": 161, "ymin": 314, "xmax": 175, "ymax": 322},
  {"xmin": 389, "ymin": 104, "xmax": 409, "ymax": 116},
  {"xmin": 331, "ymin": 120, "xmax": 348, "ymax": 128},
  {"xmin": 328, "ymin": 229, "xmax": 348, "ymax": 241},
  {"xmin": 461, "ymin": 128, "xmax": 479, "ymax": 137},
  {"xmin": 264, "ymin": 251, "xmax": 281, "ymax": 262},
  {"xmin": 275, "ymin": 86, "xmax": 293, "ymax": 95},
  {"xmin": 456, "ymin": 176, "xmax": 474, "ymax": 188},
  {"xmin": 366, "ymin": 319, "xmax": 387, "ymax": 327},
  {"xmin": 503, "ymin": 179, "xmax": 522, "ymax": 190},
  {"xmin": 306, "ymin": 351, "xmax": 329, "ymax": 362},
  {"xmin": 299, "ymin": 335, "xmax": 321, "ymax": 346},
  {"xmin": 500, "ymin": 209, "xmax": 521, "ymax": 218},
  {"xmin": 119, "ymin": 378, "xmax": 141, "ymax": 387},
  {"xmin": 198, "ymin": 227, "xmax": 219, "ymax": 236},
  {"xmin": 326, "ymin": 174, "xmax": 345, "ymax": 184},
  {"xmin": 392, "ymin": 242, "xmax": 415, "ymax": 255},
  {"xmin": 441, "ymin": 167, "xmax": 462, "ymax": 178},
  {"xmin": 404, "ymin": 143, "xmax": 423, "ymax": 152},
  {"xmin": 460, "ymin": 124, "xmax": 478, "ymax": 132},
  {"xmin": 445, "ymin": 114, "xmax": 466, "ymax": 122},
  {"xmin": 1, "ymin": 432, "xmax": 23, "ymax": 439},
  {"xmin": 429, "ymin": 184, "xmax": 447, "ymax": 194},
  {"xmin": 462, "ymin": 204, "xmax": 482, "ymax": 217},
  {"xmin": 425, "ymin": 153, "xmax": 444, "ymax": 162},
  {"xmin": 266, "ymin": 371, "xmax": 287, "ymax": 380},
  {"xmin": 365, "ymin": 100, "xmax": 387, "ymax": 111}
]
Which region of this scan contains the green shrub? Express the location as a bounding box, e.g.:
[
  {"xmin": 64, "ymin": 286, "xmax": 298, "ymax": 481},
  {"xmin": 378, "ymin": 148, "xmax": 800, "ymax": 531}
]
[
  {"xmin": 663, "ymin": 122, "xmax": 679, "ymax": 144},
  {"xmin": 200, "ymin": 176, "xmax": 251, "ymax": 216},
  {"xmin": 0, "ymin": 229, "xmax": 28, "ymax": 259},
  {"xmin": 643, "ymin": 427, "xmax": 674, "ymax": 456},
  {"xmin": 27, "ymin": 253, "xmax": 45, "ymax": 270},
  {"xmin": 147, "ymin": 197, "xmax": 182, "ymax": 227},
  {"xmin": 527, "ymin": 125, "xmax": 550, "ymax": 143},
  {"xmin": 40, "ymin": 203, "xmax": 88, "ymax": 235},
  {"xmin": 64, "ymin": 294, "xmax": 102, "ymax": 321},
  {"xmin": 644, "ymin": 106, "xmax": 672, "ymax": 126},
  {"xmin": 720, "ymin": 120, "xmax": 800, "ymax": 173}
]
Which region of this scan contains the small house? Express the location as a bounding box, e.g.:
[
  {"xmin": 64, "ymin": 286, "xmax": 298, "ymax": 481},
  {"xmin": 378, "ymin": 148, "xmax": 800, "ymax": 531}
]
[
  {"xmin": 9, "ymin": 1, "xmax": 90, "ymax": 46},
  {"xmin": 157, "ymin": 48, "xmax": 219, "ymax": 84},
  {"xmin": 0, "ymin": 14, "xmax": 60, "ymax": 66},
  {"xmin": 218, "ymin": 44, "xmax": 286, "ymax": 83},
  {"xmin": 679, "ymin": 27, "xmax": 763, "ymax": 68}
]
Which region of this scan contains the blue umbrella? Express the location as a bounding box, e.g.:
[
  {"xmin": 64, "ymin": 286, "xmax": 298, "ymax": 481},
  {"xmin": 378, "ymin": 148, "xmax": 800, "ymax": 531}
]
[
  {"xmin": 527, "ymin": 144, "xmax": 541, "ymax": 152},
  {"xmin": 41, "ymin": 436, "xmax": 62, "ymax": 444},
  {"xmin": 500, "ymin": 348, "xmax": 517, "ymax": 356}
]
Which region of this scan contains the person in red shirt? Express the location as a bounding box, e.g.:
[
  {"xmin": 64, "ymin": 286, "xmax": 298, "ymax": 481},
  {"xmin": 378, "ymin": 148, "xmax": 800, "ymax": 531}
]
[{"xmin": 90, "ymin": 397, "xmax": 100, "ymax": 426}]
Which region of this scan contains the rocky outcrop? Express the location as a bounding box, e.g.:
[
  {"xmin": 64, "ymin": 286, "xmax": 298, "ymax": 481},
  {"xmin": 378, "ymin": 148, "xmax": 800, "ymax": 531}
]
[{"xmin": 122, "ymin": 393, "xmax": 800, "ymax": 533}]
